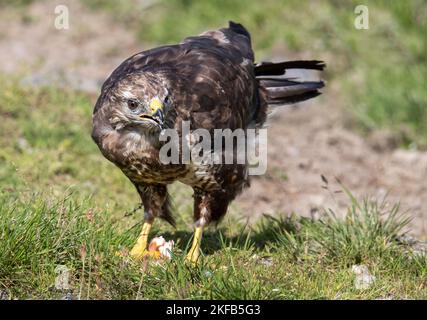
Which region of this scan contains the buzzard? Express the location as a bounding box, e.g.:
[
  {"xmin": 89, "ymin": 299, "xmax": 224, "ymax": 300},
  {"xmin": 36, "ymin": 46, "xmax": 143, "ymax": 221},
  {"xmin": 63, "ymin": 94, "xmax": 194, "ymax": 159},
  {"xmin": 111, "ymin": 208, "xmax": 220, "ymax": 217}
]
[{"xmin": 92, "ymin": 22, "xmax": 325, "ymax": 263}]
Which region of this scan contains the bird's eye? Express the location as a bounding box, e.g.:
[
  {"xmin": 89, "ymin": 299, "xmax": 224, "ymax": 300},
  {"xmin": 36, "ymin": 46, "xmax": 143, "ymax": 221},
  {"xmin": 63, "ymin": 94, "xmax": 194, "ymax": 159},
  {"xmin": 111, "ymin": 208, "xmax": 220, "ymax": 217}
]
[{"xmin": 127, "ymin": 99, "xmax": 139, "ymax": 111}]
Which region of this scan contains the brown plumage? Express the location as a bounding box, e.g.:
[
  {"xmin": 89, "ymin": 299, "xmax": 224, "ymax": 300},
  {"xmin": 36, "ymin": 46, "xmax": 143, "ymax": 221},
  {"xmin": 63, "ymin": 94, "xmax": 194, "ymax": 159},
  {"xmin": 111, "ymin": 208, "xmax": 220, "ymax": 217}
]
[{"xmin": 92, "ymin": 21, "xmax": 325, "ymax": 262}]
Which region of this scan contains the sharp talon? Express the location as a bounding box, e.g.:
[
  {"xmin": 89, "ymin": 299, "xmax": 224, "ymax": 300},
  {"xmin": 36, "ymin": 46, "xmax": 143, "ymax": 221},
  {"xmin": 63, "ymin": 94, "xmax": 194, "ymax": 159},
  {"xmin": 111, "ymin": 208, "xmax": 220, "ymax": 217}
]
[
  {"xmin": 129, "ymin": 246, "xmax": 147, "ymax": 260},
  {"xmin": 130, "ymin": 247, "xmax": 161, "ymax": 260}
]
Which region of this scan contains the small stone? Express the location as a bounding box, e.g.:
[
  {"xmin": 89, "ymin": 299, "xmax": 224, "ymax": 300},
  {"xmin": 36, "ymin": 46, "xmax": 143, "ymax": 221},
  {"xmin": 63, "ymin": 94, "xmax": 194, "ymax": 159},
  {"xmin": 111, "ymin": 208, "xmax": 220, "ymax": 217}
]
[
  {"xmin": 412, "ymin": 241, "xmax": 427, "ymax": 258},
  {"xmin": 62, "ymin": 292, "xmax": 74, "ymax": 300},
  {"xmin": 0, "ymin": 290, "xmax": 8, "ymax": 300},
  {"xmin": 17, "ymin": 138, "xmax": 29, "ymax": 151},
  {"xmin": 375, "ymin": 293, "xmax": 395, "ymax": 300},
  {"xmin": 398, "ymin": 236, "xmax": 427, "ymax": 258},
  {"xmin": 352, "ymin": 265, "xmax": 376, "ymax": 290},
  {"xmin": 260, "ymin": 257, "xmax": 273, "ymax": 267},
  {"xmin": 55, "ymin": 265, "xmax": 71, "ymax": 291}
]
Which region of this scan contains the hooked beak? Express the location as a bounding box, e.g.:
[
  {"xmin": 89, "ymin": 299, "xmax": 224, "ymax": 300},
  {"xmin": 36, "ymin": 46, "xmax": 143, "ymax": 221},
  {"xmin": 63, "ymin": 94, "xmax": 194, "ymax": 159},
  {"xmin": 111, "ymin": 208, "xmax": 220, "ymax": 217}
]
[
  {"xmin": 138, "ymin": 97, "xmax": 164, "ymax": 124},
  {"xmin": 138, "ymin": 110, "xmax": 163, "ymax": 124},
  {"xmin": 152, "ymin": 108, "xmax": 164, "ymax": 122}
]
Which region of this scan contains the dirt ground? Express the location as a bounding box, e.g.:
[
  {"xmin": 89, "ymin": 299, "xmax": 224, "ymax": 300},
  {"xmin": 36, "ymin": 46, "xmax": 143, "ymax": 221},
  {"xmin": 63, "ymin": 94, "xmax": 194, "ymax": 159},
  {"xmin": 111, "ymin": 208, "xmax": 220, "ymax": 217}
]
[
  {"xmin": 238, "ymin": 104, "xmax": 427, "ymax": 238},
  {"xmin": 1, "ymin": 0, "xmax": 425, "ymax": 238}
]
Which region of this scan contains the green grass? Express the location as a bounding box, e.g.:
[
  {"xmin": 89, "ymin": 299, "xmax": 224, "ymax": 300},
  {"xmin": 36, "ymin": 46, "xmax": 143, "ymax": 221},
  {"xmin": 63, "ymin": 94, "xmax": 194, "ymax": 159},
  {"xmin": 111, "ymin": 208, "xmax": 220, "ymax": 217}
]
[
  {"xmin": 0, "ymin": 1, "xmax": 427, "ymax": 299},
  {"xmin": 0, "ymin": 78, "xmax": 425, "ymax": 299},
  {"xmin": 0, "ymin": 77, "xmax": 143, "ymax": 209},
  {"xmin": 84, "ymin": 0, "xmax": 427, "ymax": 147},
  {"xmin": 0, "ymin": 187, "xmax": 425, "ymax": 299},
  {"xmin": 0, "ymin": 79, "xmax": 427, "ymax": 299}
]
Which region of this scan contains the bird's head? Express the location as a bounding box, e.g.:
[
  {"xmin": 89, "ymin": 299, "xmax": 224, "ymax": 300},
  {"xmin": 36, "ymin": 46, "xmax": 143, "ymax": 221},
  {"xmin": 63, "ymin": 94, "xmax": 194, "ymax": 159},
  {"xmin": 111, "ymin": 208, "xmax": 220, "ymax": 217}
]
[{"xmin": 100, "ymin": 73, "xmax": 171, "ymax": 135}]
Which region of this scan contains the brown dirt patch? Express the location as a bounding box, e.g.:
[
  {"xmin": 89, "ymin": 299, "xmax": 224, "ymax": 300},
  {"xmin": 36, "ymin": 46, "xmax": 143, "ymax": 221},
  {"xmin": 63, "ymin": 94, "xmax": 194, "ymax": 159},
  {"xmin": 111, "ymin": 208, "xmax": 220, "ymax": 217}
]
[{"xmin": 237, "ymin": 102, "xmax": 427, "ymax": 238}]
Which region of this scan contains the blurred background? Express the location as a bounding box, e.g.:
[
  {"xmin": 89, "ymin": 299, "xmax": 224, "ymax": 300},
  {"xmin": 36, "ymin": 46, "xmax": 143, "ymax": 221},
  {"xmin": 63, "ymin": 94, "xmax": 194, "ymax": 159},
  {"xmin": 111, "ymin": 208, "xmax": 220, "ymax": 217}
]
[{"xmin": 0, "ymin": 0, "xmax": 426, "ymax": 238}]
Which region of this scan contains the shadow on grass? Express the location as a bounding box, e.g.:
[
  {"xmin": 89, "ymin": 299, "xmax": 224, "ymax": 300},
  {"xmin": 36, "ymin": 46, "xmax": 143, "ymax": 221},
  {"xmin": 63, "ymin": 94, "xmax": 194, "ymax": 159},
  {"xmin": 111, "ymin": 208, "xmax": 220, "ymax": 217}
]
[
  {"xmin": 124, "ymin": 185, "xmax": 412, "ymax": 265},
  {"xmin": 157, "ymin": 214, "xmax": 299, "ymax": 255}
]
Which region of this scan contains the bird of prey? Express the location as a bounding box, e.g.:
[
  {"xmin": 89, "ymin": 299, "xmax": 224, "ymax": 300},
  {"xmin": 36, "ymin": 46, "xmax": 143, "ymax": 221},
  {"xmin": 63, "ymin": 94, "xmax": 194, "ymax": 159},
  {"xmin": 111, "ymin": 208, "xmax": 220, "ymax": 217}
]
[{"xmin": 92, "ymin": 21, "xmax": 325, "ymax": 263}]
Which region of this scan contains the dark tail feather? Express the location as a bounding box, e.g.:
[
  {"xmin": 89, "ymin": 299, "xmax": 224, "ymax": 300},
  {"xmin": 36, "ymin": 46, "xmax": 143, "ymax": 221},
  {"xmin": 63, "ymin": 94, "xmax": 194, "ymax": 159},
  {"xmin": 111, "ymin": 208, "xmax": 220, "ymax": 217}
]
[
  {"xmin": 256, "ymin": 60, "xmax": 325, "ymax": 105},
  {"xmin": 228, "ymin": 21, "xmax": 251, "ymax": 41},
  {"xmin": 261, "ymin": 78, "xmax": 324, "ymax": 105},
  {"xmin": 266, "ymin": 88, "xmax": 322, "ymax": 105},
  {"xmin": 255, "ymin": 60, "xmax": 325, "ymax": 76}
]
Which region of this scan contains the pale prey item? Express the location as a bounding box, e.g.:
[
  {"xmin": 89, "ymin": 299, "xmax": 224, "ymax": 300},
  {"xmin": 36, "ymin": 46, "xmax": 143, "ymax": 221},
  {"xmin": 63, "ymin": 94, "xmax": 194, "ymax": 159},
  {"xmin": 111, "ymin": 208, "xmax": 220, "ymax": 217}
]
[{"xmin": 148, "ymin": 236, "xmax": 174, "ymax": 259}]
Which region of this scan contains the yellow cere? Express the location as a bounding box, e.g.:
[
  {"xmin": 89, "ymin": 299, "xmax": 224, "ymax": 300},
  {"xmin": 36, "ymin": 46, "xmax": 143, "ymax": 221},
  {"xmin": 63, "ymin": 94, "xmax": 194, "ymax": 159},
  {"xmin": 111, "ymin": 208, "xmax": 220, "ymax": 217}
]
[{"xmin": 149, "ymin": 97, "xmax": 163, "ymax": 114}]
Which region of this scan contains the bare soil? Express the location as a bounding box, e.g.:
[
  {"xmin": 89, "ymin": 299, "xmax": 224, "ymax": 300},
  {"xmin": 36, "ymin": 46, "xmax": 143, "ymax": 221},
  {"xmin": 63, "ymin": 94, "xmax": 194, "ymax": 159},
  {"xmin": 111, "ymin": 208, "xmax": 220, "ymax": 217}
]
[
  {"xmin": 0, "ymin": 0, "xmax": 139, "ymax": 91},
  {"xmin": 1, "ymin": 0, "xmax": 425, "ymax": 238},
  {"xmin": 237, "ymin": 104, "xmax": 427, "ymax": 238}
]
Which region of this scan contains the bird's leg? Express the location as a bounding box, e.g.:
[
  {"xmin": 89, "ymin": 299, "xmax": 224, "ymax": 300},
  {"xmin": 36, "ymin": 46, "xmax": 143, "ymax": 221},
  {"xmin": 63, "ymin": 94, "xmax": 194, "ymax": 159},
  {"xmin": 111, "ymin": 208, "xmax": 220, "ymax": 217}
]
[
  {"xmin": 186, "ymin": 191, "xmax": 211, "ymax": 264},
  {"xmin": 186, "ymin": 190, "xmax": 229, "ymax": 264},
  {"xmin": 186, "ymin": 225, "xmax": 204, "ymax": 264},
  {"xmin": 129, "ymin": 184, "xmax": 170, "ymax": 260},
  {"xmin": 130, "ymin": 217, "xmax": 155, "ymax": 260}
]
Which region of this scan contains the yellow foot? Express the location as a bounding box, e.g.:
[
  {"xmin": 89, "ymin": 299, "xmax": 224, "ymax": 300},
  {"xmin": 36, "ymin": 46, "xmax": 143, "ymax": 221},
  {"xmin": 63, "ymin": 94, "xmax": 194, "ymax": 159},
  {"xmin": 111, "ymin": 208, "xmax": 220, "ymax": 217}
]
[
  {"xmin": 185, "ymin": 247, "xmax": 200, "ymax": 264},
  {"xmin": 185, "ymin": 226, "xmax": 203, "ymax": 265},
  {"xmin": 129, "ymin": 221, "xmax": 155, "ymax": 260},
  {"xmin": 130, "ymin": 247, "xmax": 160, "ymax": 260}
]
